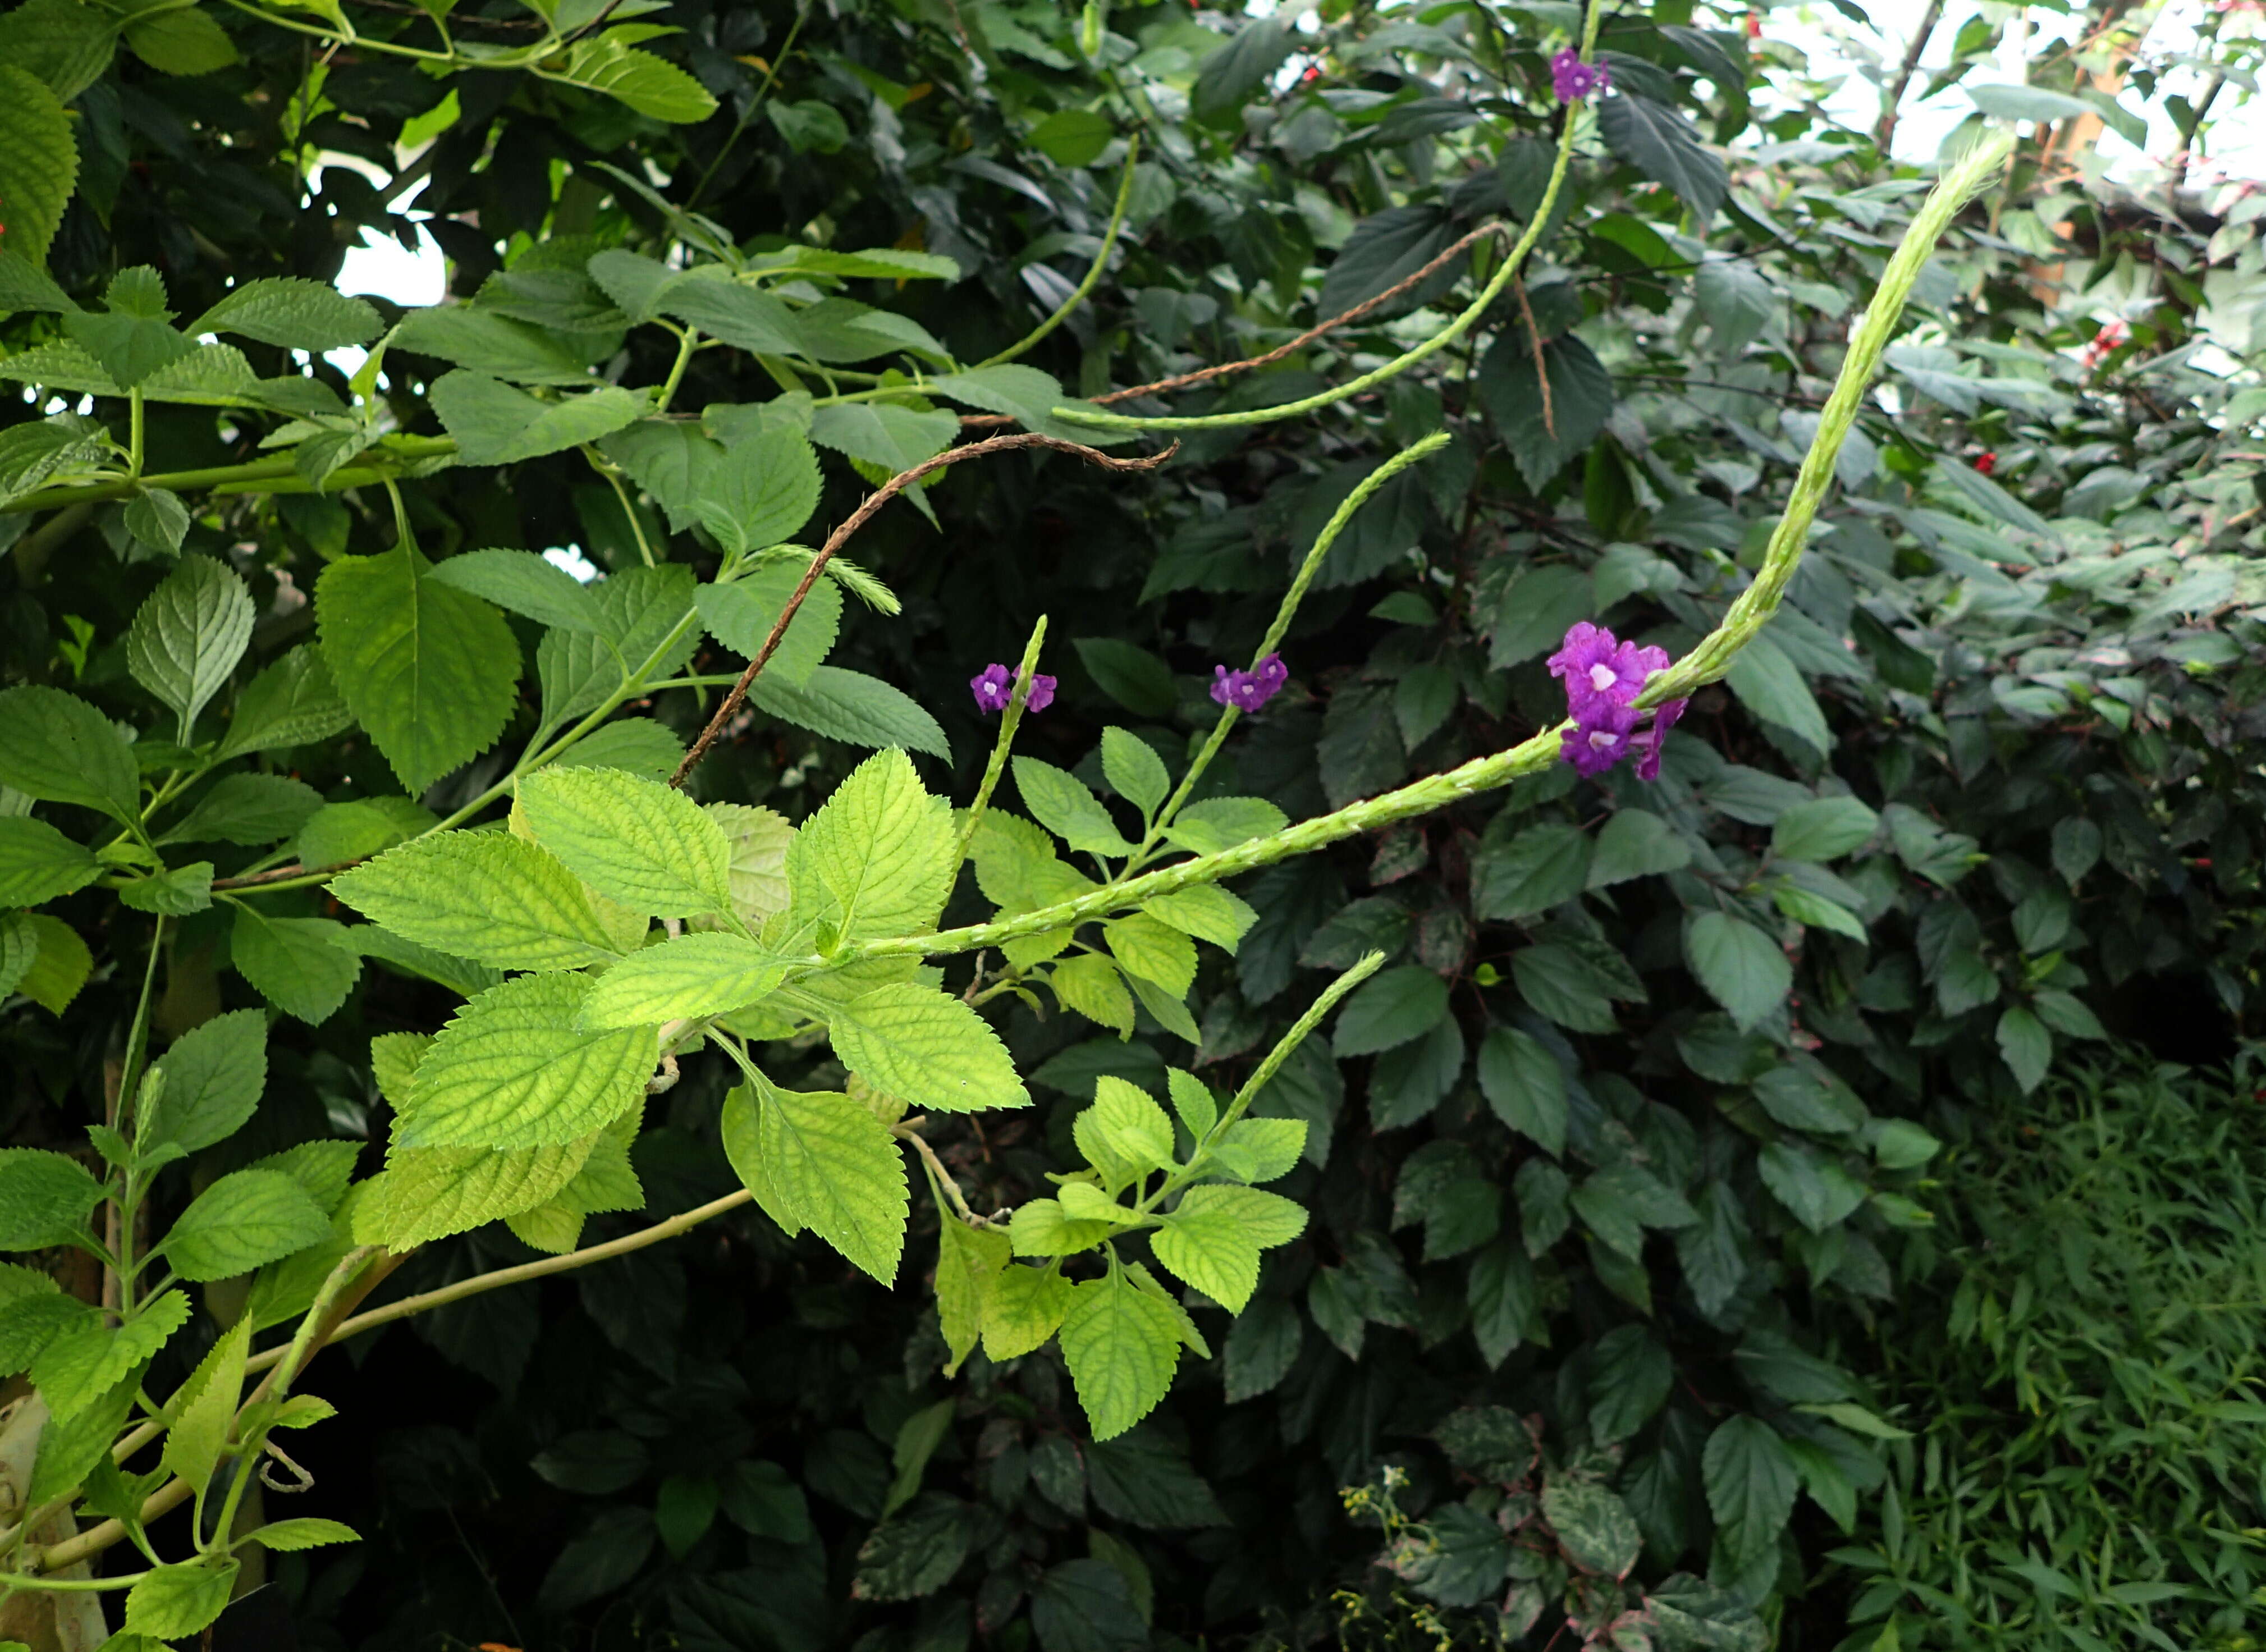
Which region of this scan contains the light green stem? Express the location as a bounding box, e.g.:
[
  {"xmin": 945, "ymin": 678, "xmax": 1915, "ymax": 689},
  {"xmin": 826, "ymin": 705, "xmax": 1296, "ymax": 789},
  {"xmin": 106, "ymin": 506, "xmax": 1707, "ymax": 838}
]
[
  {"xmin": 955, "ymin": 616, "xmax": 1050, "ymax": 866},
  {"xmin": 835, "ymin": 136, "xmax": 2013, "ymax": 968},
  {"xmin": 1134, "ymin": 432, "xmax": 1452, "ymax": 867},
  {"xmin": 976, "ymin": 135, "xmax": 1142, "ymax": 370},
  {"xmin": 1046, "ymin": 10, "xmax": 1601, "ymax": 433},
  {"xmin": 1203, "ymin": 950, "xmax": 1380, "ymax": 1146},
  {"xmin": 1632, "ymin": 131, "xmax": 2013, "ymax": 710}
]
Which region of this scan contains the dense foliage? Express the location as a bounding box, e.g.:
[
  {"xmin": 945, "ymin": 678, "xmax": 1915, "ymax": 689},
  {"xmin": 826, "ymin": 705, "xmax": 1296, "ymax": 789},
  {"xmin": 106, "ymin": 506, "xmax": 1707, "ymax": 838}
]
[
  {"xmin": 1829, "ymin": 1051, "xmax": 2266, "ymax": 1651},
  {"xmin": 0, "ymin": 0, "xmax": 2262, "ymax": 1648}
]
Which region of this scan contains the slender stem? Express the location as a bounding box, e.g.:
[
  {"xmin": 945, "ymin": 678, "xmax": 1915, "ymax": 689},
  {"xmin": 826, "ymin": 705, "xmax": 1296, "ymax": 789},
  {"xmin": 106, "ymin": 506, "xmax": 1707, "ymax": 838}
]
[
  {"xmin": 6, "ymin": 437, "xmax": 458, "ymax": 515},
  {"xmin": 1132, "ymin": 433, "xmax": 1450, "ymax": 867},
  {"xmin": 670, "ymin": 433, "xmax": 1174, "ymax": 789},
  {"xmin": 1210, "ymin": 952, "xmax": 1383, "ymax": 1142},
  {"xmin": 104, "ymin": 919, "xmax": 167, "ymax": 1316},
  {"xmin": 955, "ymin": 616, "xmax": 1050, "ymax": 866},
  {"xmin": 651, "ymin": 325, "xmax": 699, "ymax": 417},
  {"xmin": 1050, "ymin": 4, "xmax": 1601, "ymax": 434},
  {"xmin": 584, "ymin": 445, "xmax": 659, "ymax": 568},
  {"xmin": 0, "ymin": 1571, "xmax": 152, "ymax": 1592},
  {"xmin": 906, "ymin": 1126, "xmax": 999, "ymax": 1227},
  {"xmin": 1629, "ymin": 132, "xmax": 2013, "ymax": 710},
  {"xmin": 1876, "ymin": 0, "xmax": 1947, "ymax": 153},
  {"xmin": 975, "ymin": 135, "xmax": 1141, "ymax": 370},
  {"xmin": 244, "ymin": 1190, "xmax": 755, "ymax": 1371},
  {"xmin": 126, "ymin": 392, "xmax": 145, "ymax": 481},
  {"xmin": 687, "ymin": 5, "xmax": 808, "ymax": 209}
]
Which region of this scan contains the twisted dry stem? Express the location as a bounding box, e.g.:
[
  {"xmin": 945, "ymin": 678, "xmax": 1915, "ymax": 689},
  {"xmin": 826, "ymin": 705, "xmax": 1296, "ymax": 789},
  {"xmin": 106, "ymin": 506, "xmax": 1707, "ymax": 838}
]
[{"xmin": 667, "ymin": 433, "xmax": 1176, "ymax": 787}]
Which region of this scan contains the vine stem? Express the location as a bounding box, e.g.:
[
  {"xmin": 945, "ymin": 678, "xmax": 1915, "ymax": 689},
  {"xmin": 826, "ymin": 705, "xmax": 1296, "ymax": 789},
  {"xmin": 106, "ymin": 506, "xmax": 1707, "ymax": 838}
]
[
  {"xmin": 1128, "ymin": 432, "xmax": 1450, "ymax": 870},
  {"xmin": 820, "ymin": 135, "xmax": 2017, "ymax": 968},
  {"xmin": 955, "ymin": 616, "xmax": 1050, "ymax": 866},
  {"xmin": 668, "ymin": 433, "xmax": 1175, "ymax": 788},
  {"xmin": 973, "ymin": 134, "xmax": 1141, "ymax": 370},
  {"xmin": 1047, "ymin": 3, "xmax": 1603, "ymax": 434}
]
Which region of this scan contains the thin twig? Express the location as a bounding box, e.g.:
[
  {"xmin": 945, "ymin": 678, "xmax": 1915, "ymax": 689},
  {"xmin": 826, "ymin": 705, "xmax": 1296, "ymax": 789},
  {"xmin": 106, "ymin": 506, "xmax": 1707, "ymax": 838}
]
[
  {"xmin": 668, "ymin": 433, "xmax": 1175, "ymax": 787},
  {"xmin": 1512, "ymin": 277, "xmax": 1557, "ymax": 440},
  {"xmin": 959, "ymin": 221, "xmax": 1512, "ymax": 428},
  {"xmin": 899, "ymin": 1119, "xmax": 1005, "ymax": 1227},
  {"xmin": 1875, "ymin": 0, "xmax": 1945, "ymax": 153}
]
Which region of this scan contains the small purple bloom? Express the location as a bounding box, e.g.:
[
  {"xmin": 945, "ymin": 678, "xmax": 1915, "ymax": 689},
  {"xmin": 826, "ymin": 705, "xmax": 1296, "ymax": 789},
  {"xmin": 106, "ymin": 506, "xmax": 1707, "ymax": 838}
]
[
  {"xmin": 1550, "ymin": 623, "xmax": 1683, "ymax": 782},
  {"xmin": 1210, "ymin": 654, "xmax": 1289, "ymax": 713},
  {"xmin": 972, "ymin": 663, "xmax": 1056, "ymax": 715},
  {"xmin": 1633, "ymin": 697, "xmax": 1688, "ymax": 782},
  {"xmin": 1550, "ymin": 47, "xmax": 1608, "ymax": 102},
  {"xmin": 1560, "ymin": 699, "xmax": 1640, "ymax": 777},
  {"xmin": 1546, "ymin": 623, "xmax": 1665, "ymax": 713},
  {"xmin": 971, "ymin": 663, "xmax": 1014, "ymax": 712}
]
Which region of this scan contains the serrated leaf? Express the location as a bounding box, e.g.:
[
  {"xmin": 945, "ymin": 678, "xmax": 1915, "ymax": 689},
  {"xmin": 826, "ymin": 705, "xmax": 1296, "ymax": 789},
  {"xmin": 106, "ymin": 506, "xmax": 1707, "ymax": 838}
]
[
  {"xmin": 0, "ymin": 685, "xmax": 139, "ymax": 822},
  {"xmin": 936, "ymin": 1216, "xmax": 1011, "ymax": 1376},
  {"xmin": 578, "ymin": 932, "xmax": 793, "ymax": 1027},
  {"xmin": 982, "ymin": 1262, "xmax": 1072, "ymax": 1360},
  {"xmin": 363, "ymin": 1134, "xmax": 599, "ymax": 1246},
  {"xmin": 1075, "ymin": 1076, "xmax": 1176, "ymax": 1187},
  {"xmin": 159, "ymin": 1170, "xmax": 330, "ymax": 1280},
  {"xmin": 427, "ymin": 548, "xmax": 606, "ymax": 633},
  {"xmin": 785, "ymin": 748, "xmax": 954, "ymax": 944},
  {"xmin": 1587, "ymin": 809, "xmax": 1692, "ymax": 888},
  {"xmin": 518, "ymin": 765, "xmax": 734, "ymax": 918},
  {"xmin": 0, "ymin": 67, "xmax": 79, "ymax": 267},
  {"xmin": 397, "ymin": 972, "xmax": 656, "ymax": 1150},
  {"xmin": 698, "ymin": 422, "xmax": 822, "ymax": 552},
  {"xmin": 0, "ymin": 816, "xmax": 100, "ymax": 908},
  {"xmin": 825, "ymin": 983, "xmax": 1029, "ymax": 1113},
  {"xmin": 242, "ymin": 1517, "xmax": 361, "ymax": 1550},
  {"xmin": 148, "ymin": 1008, "xmax": 265, "ymax": 1157},
  {"xmin": 1476, "ymin": 1025, "xmax": 1566, "ymax": 1156},
  {"xmin": 123, "ymin": 1562, "xmax": 237, "ymax": 1639},
  {"xmin": 190, "ymin": 280, "xmax": 378, "ymax": 349},
  {"xmin": 697, "ymin": 562, "xmax": 843, "ymax": 687},
  {"xmin": 1702, "ymin": 1415, "xmax": 1798, "ymax": 1567},
  {"xmin": 331, "ymin": 831, "xmax": 626, "ymax": 972},
  {"xmin": 749, "ymin": 666, "xmax": 951, "ymax": 759},
  {"xmin": 124, "ymin": 5, "xmax": 236, "ymax": 74},
  {"xmin": 1103, "ymin": 914, "xmax": 1196, "ymax": 997},
  {"xmin": 159, "ymin": 1314, "xmax": 249, "ymax": 1494},
  {"xmin": 1598, "ymin": 91, "xmax": 1728, "ymax": 220},
  {"xmin": 1996, "ymin": 1005, "xmax": 2052, "ymax": 1093},
  {"xmin": 733, "ymin": 1068, "xmax": 908, "ymax": 1284},
  {"xmin": 550, "ymin": 31, "xmax": 718, "ymax": 122},
  {"xmin": 1477, "ymin": 330, "xmax": 1615, "ymax": 490},
  {"xmin": 428, "ymin": 370, "xmax": 646, "ymax": 466},
  {"xmin": 1160, "ymin": 797, "xmax": 1287, "ymax": 855},
  {"xmin": 1015, "ymin": 756, "xmax": 1136, "ymax": 858},
  {"xmin": 1138, "ymin": 885, "xmax": 1255, "ymax": 954},
  {"xmin": 1332, "ymin": 964, "xmax": 1448, "ymax": 1056},
  {"xmin": 317, "ymin": 544, "xmax": 521, "ymax": 796},
  {"xmin": 703, "ymin": 803, "xmax": 794, "ymax": 927},
  {"xmin": 230, "ymin": 909, "xmax": 360, "ymax": 1024},
  {"xmin": 17, "ymin": 913, "xmax": 90, "ymax": 1014},
  {"xmin": 0, "ymin": 1148, "xmax": 104, "ymax": 1250},
  {"xmin": 1059, "ymin": 1270, "xmax": 1182, "ymax": 1441},
  {"xmin": 216, "ymin": 645, "xmax": 352, "ymax": 759},
  {"xmin": 160, "ymin": 773, "xmax": 322, "ymax": 848},
  {"xmin": 1684, "ymin": 912, "xmax": 1791, "ymax": 1032}
]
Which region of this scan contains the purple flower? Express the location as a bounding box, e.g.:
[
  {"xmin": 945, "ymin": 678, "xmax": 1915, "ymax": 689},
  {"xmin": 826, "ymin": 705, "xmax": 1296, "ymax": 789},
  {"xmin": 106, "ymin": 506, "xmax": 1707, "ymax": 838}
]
[
  {"xmin": 1210, "ymin": 653, "xmax": 1288, "ymax": 713},
  {"xmin": 1549, "ymin": 622, "xmax": 1684, "ymax": 782},
  {"xmin": 1560, "ymin": 698, "xmax": 1640, "ymax": 777},
  {"xmin": 1633, "ymin": 697, "xmax": 1688, "ymax": 782},
  {"xmin": 1550, "ymin": 47, "xmax": 1609, "ymax": 103},
  {"xmin": 1547, "ymin": 623, "xmax": 1667, "ymax": 713},
  {"xmin": 971, "ymin": 663, "xmax": 1057, "ymax": 715},
  {"xmin": 971, "ymin": 664, "xmax": 1014, "ymax": 712}
]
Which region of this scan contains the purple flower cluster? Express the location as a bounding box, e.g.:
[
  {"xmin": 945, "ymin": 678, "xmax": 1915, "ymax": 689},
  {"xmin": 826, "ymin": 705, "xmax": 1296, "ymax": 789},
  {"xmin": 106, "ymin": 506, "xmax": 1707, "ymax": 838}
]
[
  {"xmin": 1209, "ymin": 653, "xmax": 1288, "ymax": 713},
  {"xmin": 1550, "ymin": 48, "xmax": 1609, "ymax": 103},
  {"xmin": 1546, "ymin": 622, "xmax": 1688, "ymax": 782},
  {"xmin": 970, "ymin": 663, "xmax": 1056, "ymax": 715}
]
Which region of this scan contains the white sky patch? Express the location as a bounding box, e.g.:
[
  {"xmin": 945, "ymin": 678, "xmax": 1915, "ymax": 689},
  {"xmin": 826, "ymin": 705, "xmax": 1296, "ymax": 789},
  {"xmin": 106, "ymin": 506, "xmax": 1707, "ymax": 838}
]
[{"xmin": 543, "ymin": 545, "xmax": 603, "ymax": 583}]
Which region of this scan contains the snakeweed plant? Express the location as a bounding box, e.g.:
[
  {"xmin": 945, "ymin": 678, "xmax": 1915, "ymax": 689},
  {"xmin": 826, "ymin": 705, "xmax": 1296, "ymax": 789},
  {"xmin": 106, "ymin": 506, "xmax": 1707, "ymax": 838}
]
[{"xmin": 0, "ymin": 42, "xmax": 2012, "ymax": 1632}]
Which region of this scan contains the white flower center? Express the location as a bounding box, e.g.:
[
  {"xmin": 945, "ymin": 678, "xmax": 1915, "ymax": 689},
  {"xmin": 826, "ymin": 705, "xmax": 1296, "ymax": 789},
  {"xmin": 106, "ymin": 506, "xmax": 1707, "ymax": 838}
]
[
  {"xmin": 1589, "ymin": 663, "xmax": 1618, "ymax": 693},
  {"xmin": 1588, "ymin": 729, "xmax": 1619, "ymax": 751}
]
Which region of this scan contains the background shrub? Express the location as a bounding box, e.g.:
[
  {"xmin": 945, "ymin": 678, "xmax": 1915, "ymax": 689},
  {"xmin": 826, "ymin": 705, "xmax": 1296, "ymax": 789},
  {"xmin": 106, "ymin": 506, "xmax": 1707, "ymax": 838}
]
[{"xmin": 0, "ymin": 0, "xmax": 2261, "ymax": 1646}]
